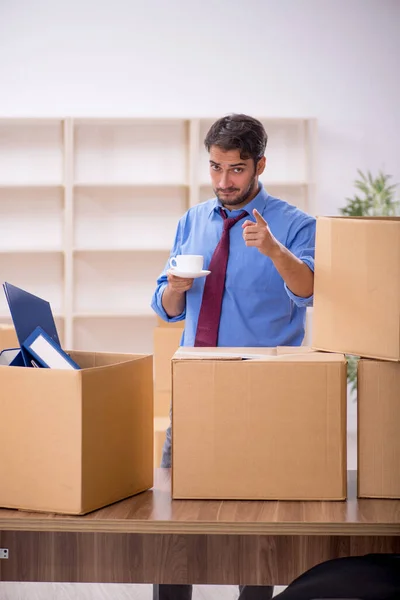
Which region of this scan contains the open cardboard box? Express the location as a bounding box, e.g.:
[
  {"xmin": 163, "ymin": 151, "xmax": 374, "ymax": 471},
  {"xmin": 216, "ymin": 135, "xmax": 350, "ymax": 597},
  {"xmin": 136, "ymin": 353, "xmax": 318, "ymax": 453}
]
[
  {"xmin": 0, "ymin": 351, "xmax": 154, "ymax": 515},
  {"xmin": 0, "ymin": 324, "xmax": 18, "ymax": 351}
]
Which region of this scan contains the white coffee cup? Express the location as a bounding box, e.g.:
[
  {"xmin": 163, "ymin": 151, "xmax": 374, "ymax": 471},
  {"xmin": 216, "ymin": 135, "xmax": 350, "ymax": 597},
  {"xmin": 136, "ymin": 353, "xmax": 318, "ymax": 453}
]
[{"xmin": 169, "ymin": 254, "xmax": 204, "ymax": 273}]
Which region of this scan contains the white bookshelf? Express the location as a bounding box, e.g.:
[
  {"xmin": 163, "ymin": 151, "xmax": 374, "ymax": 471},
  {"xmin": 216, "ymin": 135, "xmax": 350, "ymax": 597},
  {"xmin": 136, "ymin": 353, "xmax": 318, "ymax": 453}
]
[
  {"xmin": 0, "ymin": 117, "xmax": 317, "ymax": 353},
  {"xmin": 73, "ymin": 184, "xmax": 187, "ymax": 251}
]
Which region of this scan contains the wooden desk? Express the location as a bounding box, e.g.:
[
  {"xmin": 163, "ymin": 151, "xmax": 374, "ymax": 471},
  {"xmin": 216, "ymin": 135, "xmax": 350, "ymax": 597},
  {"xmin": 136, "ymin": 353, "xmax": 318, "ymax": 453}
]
[{"xmin": 0, "ymin": 470, "xmax": 399, "ymax": 585}]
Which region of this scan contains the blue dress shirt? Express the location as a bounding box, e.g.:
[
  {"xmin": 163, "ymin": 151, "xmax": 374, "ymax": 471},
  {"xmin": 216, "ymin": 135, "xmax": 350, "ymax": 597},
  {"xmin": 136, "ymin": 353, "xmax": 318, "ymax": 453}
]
[{"xmin": 151, "ymin": 185, "xmax": 316, "ymax": 347}]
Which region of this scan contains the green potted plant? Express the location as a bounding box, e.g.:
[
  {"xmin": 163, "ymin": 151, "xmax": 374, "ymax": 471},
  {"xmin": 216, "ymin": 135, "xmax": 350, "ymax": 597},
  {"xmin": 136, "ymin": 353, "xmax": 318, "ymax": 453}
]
[
  {"xmin": 341, "ymin": 170, "xmax": 399, "ymax": 217},
  {"xmin": 340, "ymin": 170, "xmax": 399, "ymax": 396}
]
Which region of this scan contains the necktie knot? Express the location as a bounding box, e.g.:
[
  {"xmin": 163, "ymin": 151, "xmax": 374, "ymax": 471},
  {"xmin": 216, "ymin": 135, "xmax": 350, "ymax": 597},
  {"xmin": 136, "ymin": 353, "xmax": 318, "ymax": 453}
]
[{"xmin": 220, "ymin": 208, "xmax": 248, "ymax": 231}]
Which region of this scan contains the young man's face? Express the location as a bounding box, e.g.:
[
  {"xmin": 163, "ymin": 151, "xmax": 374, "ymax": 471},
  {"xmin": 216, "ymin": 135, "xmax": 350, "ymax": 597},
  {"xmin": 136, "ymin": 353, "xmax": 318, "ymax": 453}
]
[{"xmin": 209, "ymin": 146, "xmax": 266, "ymax": 209}]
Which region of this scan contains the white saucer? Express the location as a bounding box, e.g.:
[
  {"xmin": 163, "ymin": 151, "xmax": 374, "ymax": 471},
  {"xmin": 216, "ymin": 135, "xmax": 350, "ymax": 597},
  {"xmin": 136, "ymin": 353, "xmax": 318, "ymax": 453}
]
[{"xmin": 169, "ymin": 268, "xmax": 211, "ymax": 279}]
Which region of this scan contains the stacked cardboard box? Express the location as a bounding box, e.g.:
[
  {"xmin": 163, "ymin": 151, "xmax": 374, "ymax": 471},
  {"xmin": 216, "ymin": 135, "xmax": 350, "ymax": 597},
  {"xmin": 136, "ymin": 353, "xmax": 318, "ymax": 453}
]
[
  {"xmin": 172, "ymin": 347, "xmax": 347, "ymax": 501},
  {"xmin": 153, "ymin": 317, "xmax": 184, "ymax": 466},
  {"xmin": 357, "ymin": 360, "xmax": 400, "ymax": 498},
  {"xmin": 154, "ymin": 416, "xmax": 170, "ymax": 467},
  {"xmin": 312, "ymin": 216, "xmax": 400, "ymax": 498},
  {"xmin": 154, "ymin": 317, "xmax": 184, "ymax": 417}
]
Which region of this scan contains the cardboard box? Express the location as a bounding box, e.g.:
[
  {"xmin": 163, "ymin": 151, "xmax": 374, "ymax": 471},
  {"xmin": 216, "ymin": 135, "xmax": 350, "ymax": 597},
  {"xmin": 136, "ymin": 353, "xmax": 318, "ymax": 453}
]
[
  {"xmin": 156, "ymin": 316, "xmax": 185, "ymax": 329},
  {"xmin": 172, "ymin": 347, "xmax": 347, "ymax": 501},
  {"xmin": 154, "ymin": 390, "xmax": 171, "ymax": 419},
  {"xmin": 0, "ymin": 324, "xmax": 18, "ymax": 350},
  {"xmin": 0, "ymin": 351, "xmax": 153, "ymax": 514},
  {"xmin": 154, "ymin": 416, "xmax": 169, "ymax": 467},
  {"xmin": 358, "ymin": 359, "xmax": 400, "ymax": 498},
  {"xmin": 153, "ymin": 325, "xmax": 183, "ymax": 417},
  {"xmin": 312, "ymin": 216, "xmax": 400, "ymax": 361},
  {"xmin": 154, "ymin": 328, "xmax": 183, "ymax": 392}
]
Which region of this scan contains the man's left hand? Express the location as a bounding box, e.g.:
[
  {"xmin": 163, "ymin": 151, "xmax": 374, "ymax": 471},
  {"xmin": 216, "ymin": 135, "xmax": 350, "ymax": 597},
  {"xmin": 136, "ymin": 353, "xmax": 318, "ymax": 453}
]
[{"xmin": 242, "ymin": 209, "xmax": 280, "ymax": 258}]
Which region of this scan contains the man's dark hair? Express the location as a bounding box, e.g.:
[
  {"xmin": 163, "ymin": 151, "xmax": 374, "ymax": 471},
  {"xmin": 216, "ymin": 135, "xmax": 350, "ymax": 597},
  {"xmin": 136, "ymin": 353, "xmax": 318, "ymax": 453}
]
[{"xmin": 204, "ymin": 114, "xmax": 268, "ymax": 164}]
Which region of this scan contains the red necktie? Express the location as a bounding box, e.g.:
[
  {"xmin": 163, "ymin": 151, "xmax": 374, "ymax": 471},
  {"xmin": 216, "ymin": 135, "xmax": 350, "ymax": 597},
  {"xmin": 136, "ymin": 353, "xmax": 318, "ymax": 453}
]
[{"xmin": 194, "ymin": 208, "xmax": 247, "ymax": 347}]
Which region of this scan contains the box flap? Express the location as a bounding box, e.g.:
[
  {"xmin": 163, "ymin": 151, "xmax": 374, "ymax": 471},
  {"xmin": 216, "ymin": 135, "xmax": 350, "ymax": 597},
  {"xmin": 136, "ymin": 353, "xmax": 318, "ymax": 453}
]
[
  {"xmin": 173, "ymin": 347, "xmax": 278, "ymax": 360},
  {"xmin": 173, "ymin": 347, "xmax": 345, "ymax": 363},
  {"xmin": 68, "ymin": 350, "xmax": 151, "ymax": 370},
  {"xmin": 276, "ymin": 346, "xmax": 316, "ymax": 355}
]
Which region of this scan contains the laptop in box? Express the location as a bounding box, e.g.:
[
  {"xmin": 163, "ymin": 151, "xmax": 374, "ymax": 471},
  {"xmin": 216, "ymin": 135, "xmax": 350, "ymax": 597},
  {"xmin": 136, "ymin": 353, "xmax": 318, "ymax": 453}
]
[{"xmin": 3, "ymin": 282, "xmax": 61, "ymax": 367}]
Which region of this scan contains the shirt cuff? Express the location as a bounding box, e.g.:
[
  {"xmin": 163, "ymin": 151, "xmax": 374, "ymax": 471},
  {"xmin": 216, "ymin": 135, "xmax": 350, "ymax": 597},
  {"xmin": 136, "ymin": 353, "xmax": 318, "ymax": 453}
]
[
  {"xmin": 151, "ymin": 283, "xmax": 186, "ymax": 323},
  {"xmin": 284, "ymin": 256, "xmax": 314, "ymax": 308}
]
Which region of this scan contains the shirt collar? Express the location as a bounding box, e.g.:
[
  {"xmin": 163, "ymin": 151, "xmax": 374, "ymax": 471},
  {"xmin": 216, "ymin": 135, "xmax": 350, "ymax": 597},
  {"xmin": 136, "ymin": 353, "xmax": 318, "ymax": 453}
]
[{"xmin": 208, "ymin": 184, "xmax": 269, "ymax": 218}]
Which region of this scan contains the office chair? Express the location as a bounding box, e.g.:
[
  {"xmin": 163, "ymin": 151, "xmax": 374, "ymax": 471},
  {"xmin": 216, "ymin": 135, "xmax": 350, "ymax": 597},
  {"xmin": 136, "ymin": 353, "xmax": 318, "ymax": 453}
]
[{"xmin": 274, "ymin": 554, "xmax": 400, "ymax": 600}]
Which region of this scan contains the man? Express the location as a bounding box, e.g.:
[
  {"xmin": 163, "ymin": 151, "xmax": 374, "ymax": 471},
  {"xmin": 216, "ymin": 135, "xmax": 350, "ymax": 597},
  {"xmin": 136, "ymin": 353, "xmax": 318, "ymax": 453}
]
[{"xmin": 151, "ymin": 114, "xmax": 316, "ymax": 600}]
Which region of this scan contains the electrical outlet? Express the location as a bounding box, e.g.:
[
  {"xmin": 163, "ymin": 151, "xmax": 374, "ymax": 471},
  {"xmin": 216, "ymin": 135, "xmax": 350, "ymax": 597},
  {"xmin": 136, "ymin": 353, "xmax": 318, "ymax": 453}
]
[{"xmin": 0, "ymin": 548, "xmax": 9, "ymax": 559}]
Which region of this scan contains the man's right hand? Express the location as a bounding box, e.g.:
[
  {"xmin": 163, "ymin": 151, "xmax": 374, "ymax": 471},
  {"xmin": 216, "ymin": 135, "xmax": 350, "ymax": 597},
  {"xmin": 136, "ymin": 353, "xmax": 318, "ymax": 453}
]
[
  {"xmin": 161, "ymin": 272, "xmax": 194, "ymax": 318},
  {"xmin": 166, "ymin": 271, "xmax": 194, "ymax": 294}
]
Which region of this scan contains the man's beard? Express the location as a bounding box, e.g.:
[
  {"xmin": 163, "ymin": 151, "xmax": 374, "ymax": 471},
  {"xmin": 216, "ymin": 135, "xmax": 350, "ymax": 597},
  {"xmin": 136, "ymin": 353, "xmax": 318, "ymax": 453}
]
[{"xmin": 215, "ymin": 175, "xmax": 257, "ymax": 207}]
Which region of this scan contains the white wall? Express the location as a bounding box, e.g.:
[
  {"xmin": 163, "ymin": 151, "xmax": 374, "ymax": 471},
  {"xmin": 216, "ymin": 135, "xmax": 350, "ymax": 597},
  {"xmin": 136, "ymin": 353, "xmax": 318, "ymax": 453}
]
[{"xmin": 0, "ymin": 0, "xmax": 399, "ymax": 214}]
